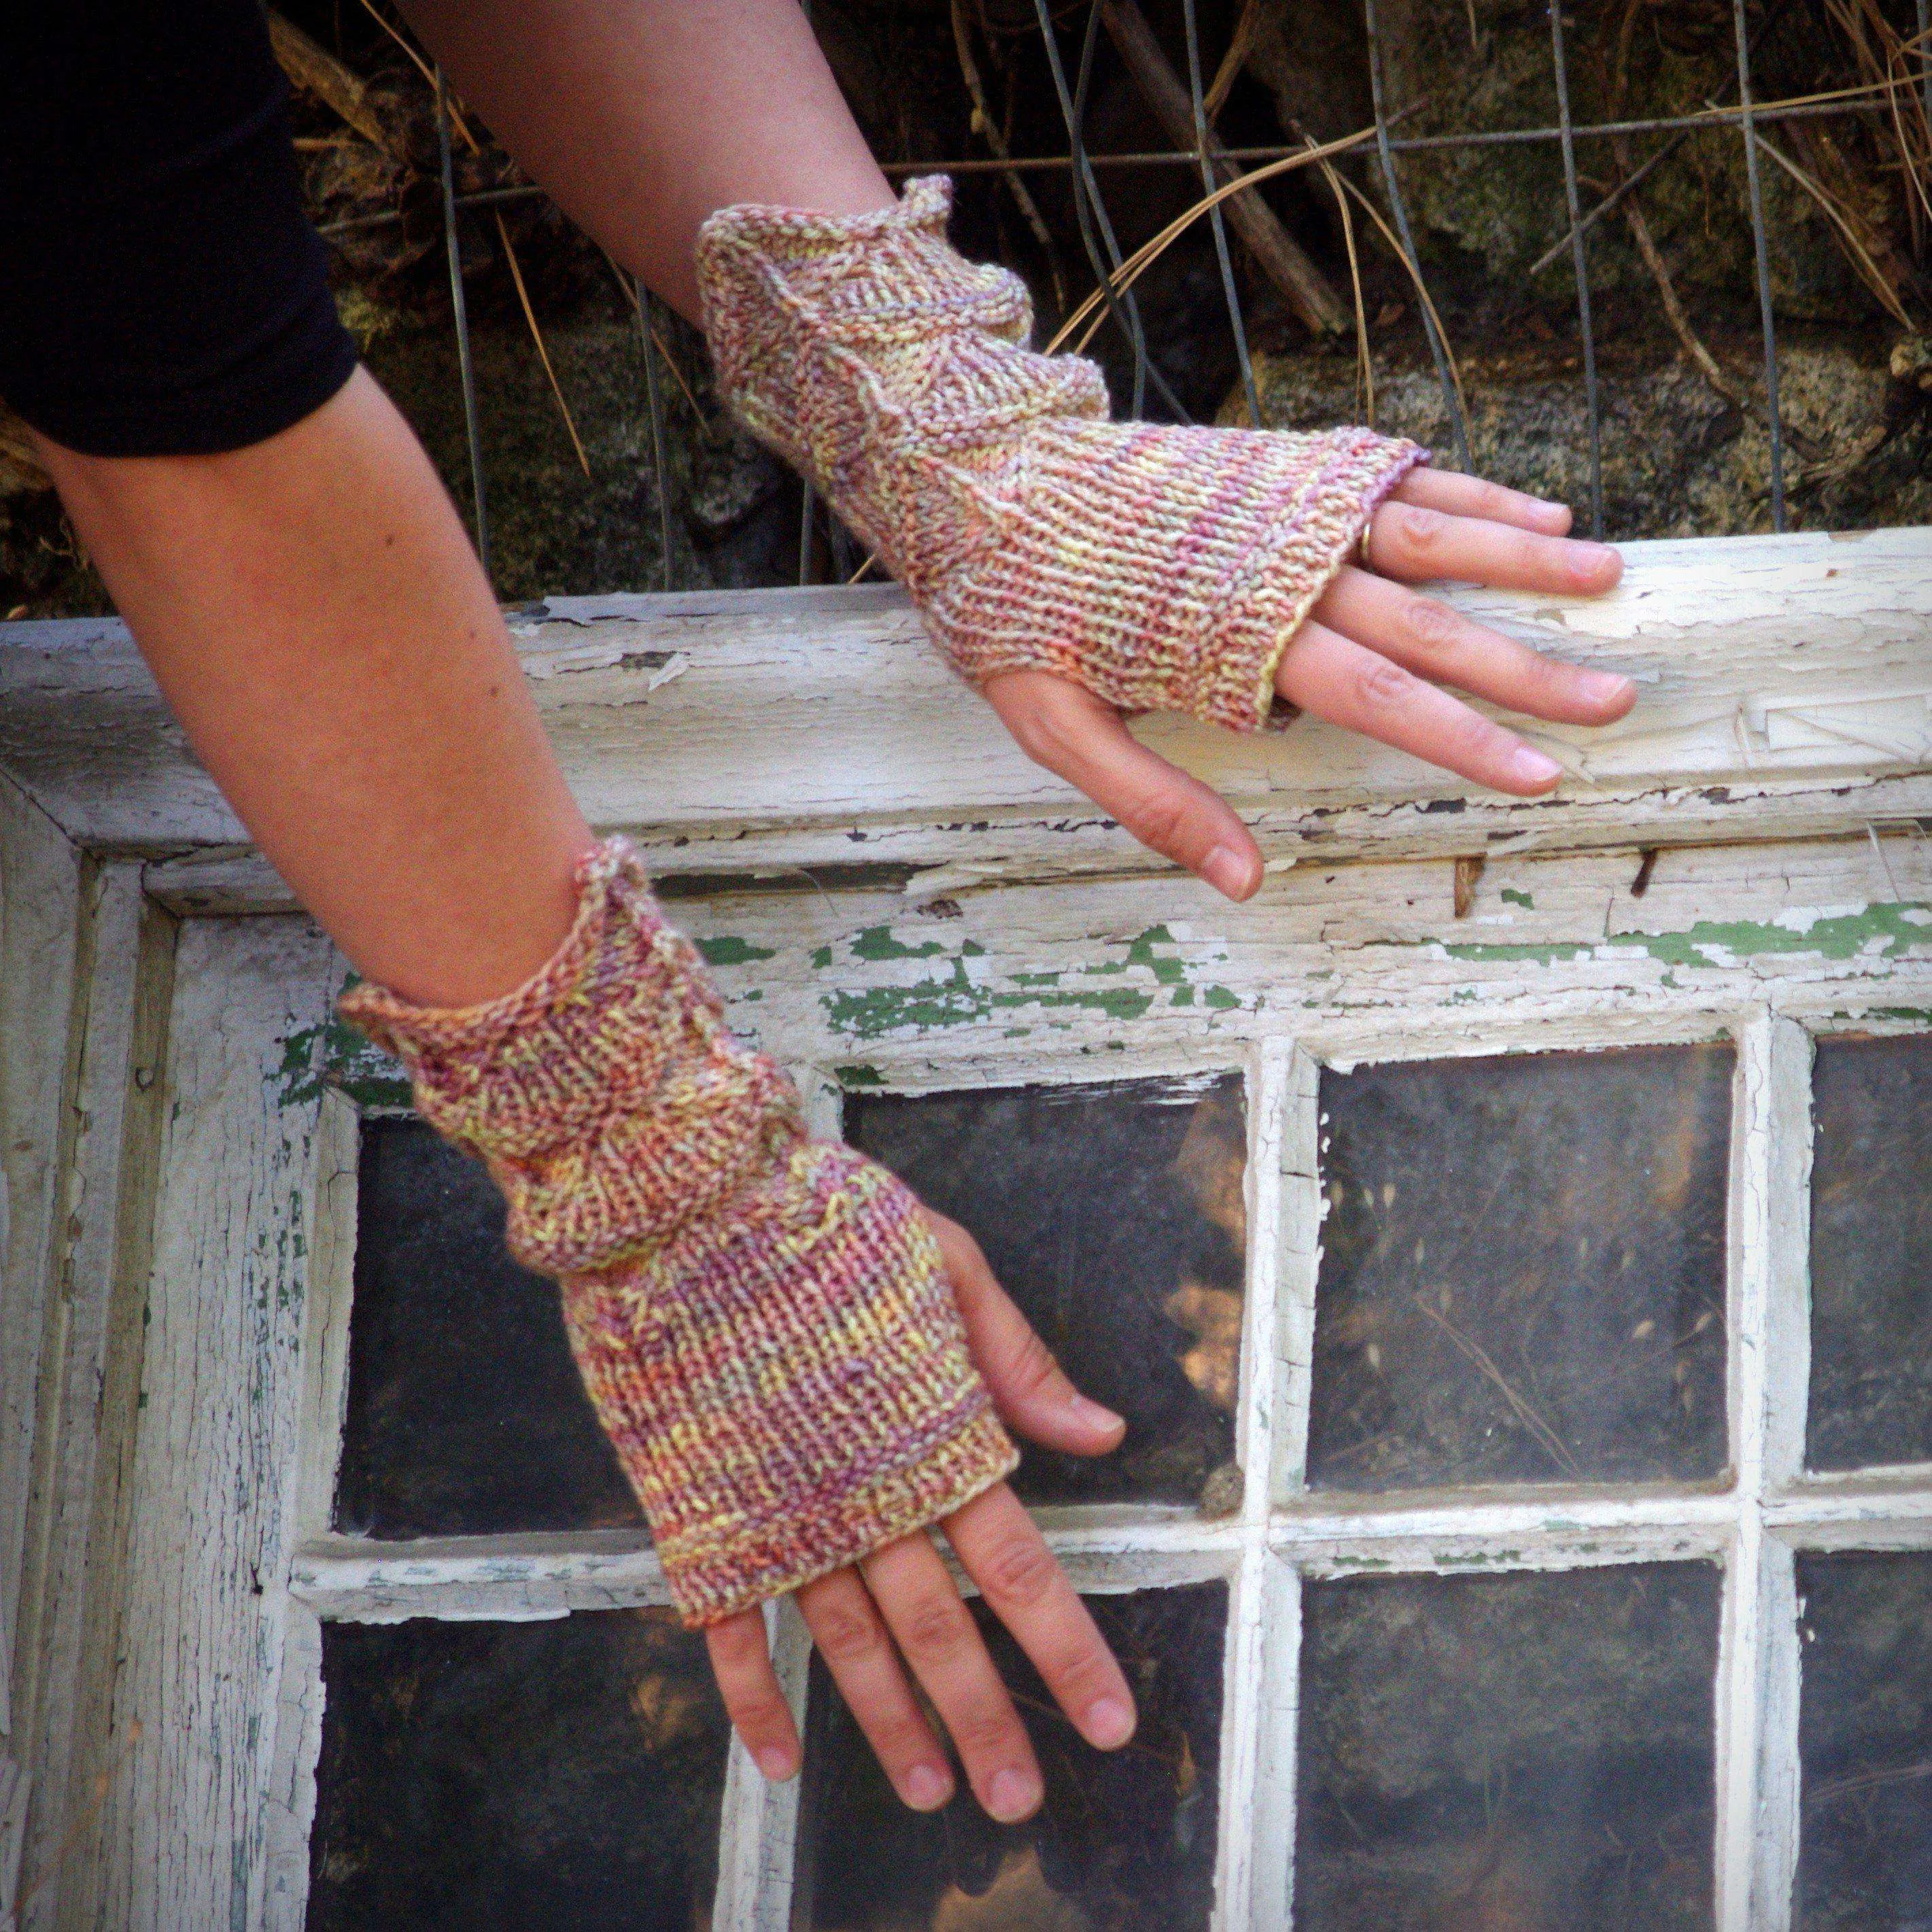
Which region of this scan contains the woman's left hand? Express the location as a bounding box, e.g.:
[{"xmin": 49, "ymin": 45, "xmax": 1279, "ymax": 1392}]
[
  {"xmin": 700, "ymin": 1211, "xmax": 1132, "ymax": 1817},
  {"xmin": 982, "ymin": 470, "xmax": 1634, "ymax": 901}
]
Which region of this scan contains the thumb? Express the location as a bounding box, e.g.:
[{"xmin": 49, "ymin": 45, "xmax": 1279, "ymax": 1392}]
[
  {"xmin": 925, "ymin": 1208, "xmax": 1126, "ymax": 1456},
  {"xmin": 982, "ymin": 670, "xmax": 1264, "ymax": 901}
]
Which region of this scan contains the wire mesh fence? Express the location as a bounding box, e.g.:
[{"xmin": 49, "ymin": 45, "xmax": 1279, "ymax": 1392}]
[{"xmin": 391, "ymin": 1, "xmax": 1932, "ymax": 590}]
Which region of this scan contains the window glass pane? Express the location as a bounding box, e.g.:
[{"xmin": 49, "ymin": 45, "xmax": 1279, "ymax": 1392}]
[
  {"xmin": 336, "ymin": 1120, "xmax": 642, "ymax": 1539},
  {"xmin": 308, "ymin": 1610, "xmax": 727, "ymax": 1930},
  {"xmin": 1795, "ymin": 1550, "xmax": 1932, "ymax": 1929},
  {"xmin": 1296, "ymin": 1562, "xmax": 1720, "ymax": 1931},
  {"xmin": 794, "ymin": 1583, "xmax": 1226, "ymax": 1931},
  {"xmin": 847, "ymin": 1075, "xmax": 1247, "ymax": 1508},
  {"xmin": 1307, "ymin": 1044, "xmax": 1731, "ymax": 1491},
  {"xmin": 1806, "ymin": 1033, "xmax": 1932, "ymax": 1471}
]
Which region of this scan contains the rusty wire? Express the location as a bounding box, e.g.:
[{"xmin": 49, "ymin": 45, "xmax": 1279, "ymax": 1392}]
[
  {"xmin": 1549, "ymin": 0, "xmax": 1604, "ymax": 538},
  {"xmin": 1364, "ymin": 0, "xmax": 1470, "ymax": 467},
  {"xmin": 1183, "ymin": 0, "xmax": 1261, "ymax": 426},
  {"xmin": 635, "ymin": 277, "xmax": 674, "ymax": 595},
  {"xmin": 1735, "ymin": 0, "xmax": 1791, "ymax": 528},
  {"xmin": 434, "ymin": 65, "xmax": 491, "ymax": 581},
  {"xmin": 1033, "ymin": 0, "xmax": 1173, "ymax": 417},
  {"xmin": 305, "ymin": 85, "xmax": 1922, "ymax": 235}
]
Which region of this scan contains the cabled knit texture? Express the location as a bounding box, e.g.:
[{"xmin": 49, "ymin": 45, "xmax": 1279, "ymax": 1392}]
[
  {"xmin": 697, "ymin": 175, "xmax": 1428, "ymax": 732},
  {"xmin": 338, "ymin": 839, "xmax": 1018, "ymax": 1626}
]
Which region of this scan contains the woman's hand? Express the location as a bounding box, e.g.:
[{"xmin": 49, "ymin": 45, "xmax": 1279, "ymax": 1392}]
[
  {"xmin": 982, "ymin": 470, "xmax": 1636, "ymax": 901},
  {"xmin": 703, "ymin": 1211, "xmax": 1135, "ymax": 1821}
]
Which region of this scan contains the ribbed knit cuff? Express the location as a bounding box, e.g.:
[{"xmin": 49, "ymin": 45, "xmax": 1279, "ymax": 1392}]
[
  {"xmin": 565, "ymin": 1141, "xmax": 1019, "ymax": 1625},
  {"xmin": 925, "ymin": 418, "xmax": 1428, "ymax": 732}
]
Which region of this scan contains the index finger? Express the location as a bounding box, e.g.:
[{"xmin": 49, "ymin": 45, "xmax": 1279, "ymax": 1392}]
[
  {"xmin": 944, "ymin": 1485, "xmax": 1137, "ymax": 1752},
  {"xmin": 1364, "ymin": 498, "xmax": 1622, "ymax": 596},
  {"xmin": 1390, "ymin": 467, "xmax": 1575, "ymax": 535},
  {"xmin": 925, "ymin": 1209, "xmax": 1126, "ymax": 1457}
]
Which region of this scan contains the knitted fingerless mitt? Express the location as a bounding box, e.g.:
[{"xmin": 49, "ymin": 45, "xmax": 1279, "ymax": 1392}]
[
  {"xmin": 697, "ymin": 175, "xmax": 1428, "ymax": 732},
  {"xmin": 338, "ymin": 840, "xmax": 1017, "ymax": 1626}
]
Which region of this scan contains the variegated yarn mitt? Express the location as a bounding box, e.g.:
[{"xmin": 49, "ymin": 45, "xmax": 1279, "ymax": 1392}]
[
  {"xmin": 697, "ymin": 175, "xmax": 1428, "ymax": 731},
  {"xmin": 339, "ymin": 838, "xmax": 1018, "ymax": 1628}
]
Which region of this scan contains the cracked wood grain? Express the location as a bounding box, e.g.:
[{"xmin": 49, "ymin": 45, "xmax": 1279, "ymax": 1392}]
[
  {"xmin": 0, "ymin": 780, "xmax": 79, "ymax": 1747},
  {"xmin": 5, "ymin": 861, "xmax": 159, "ymax": 1932},
  {"xmin": 0, "ymin": 778, "xmax": 81, "ymax": 1920},
  {"xmin": 0, "ymin": 532, "xmax": 1925, "ymax": 909},
  {"xmin": 79, "ymin": 917, "xmax": 339, "ymax": 1932}
]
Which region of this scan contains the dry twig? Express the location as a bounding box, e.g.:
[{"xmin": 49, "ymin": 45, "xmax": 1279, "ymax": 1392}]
[
  {"xmin": 1043, "ymin": 118, "xmax": 1464, "ymax": 421},
  {"xmin": 267, "ymin": 9, "xmax": 404, "ymax": 158},
  {"xmin": 1098, "ymin": 0, "xmax": 1351, "ymax": 335},
  {"xmin": 496, "ymin": 213, "xmax": 589, "ymax": 475},
  {"xmin": 1329, "ymin": 171, "xmax": 1467, "ymax": 423},
  {"xmin": 1325, "ymin": 150, "xmax": 1374, "ymax": 427},
  {"xmin": 602, "ymin": 261, "xmax": 710, "ymax": 425},
  {"xmin": 0, "ymin": 407, "xmax": 50, "ymax": 496},
  {"xmin": 1595, "ymin": 7, "xmax": 1830, "ymax": 475},
  {"xmin": 1825, "ymin": 0, "xmax": 1932, "ymax": 239},
  {"xmin": 1414, "ymin": 1296, "xmax": 1585, "ymax": 1480},
  {"xmin": 0, "ymin": 1720, "xmax": 143, "ymax": 1932},
  {"xmin": 1750, "ymin": 128, "xmax": 1914, "ymax": 326},
  {"xmin": 1610, "ymin": 137, "xmax": 1823, "ymax": 464},
  {"xmin": 1806, "ymin": 1757, "xmax": 1932, "ymax": 1808},
  {"xmin": 1202, "ymin": 0, "xmax": 1260, "ymax": 124}
]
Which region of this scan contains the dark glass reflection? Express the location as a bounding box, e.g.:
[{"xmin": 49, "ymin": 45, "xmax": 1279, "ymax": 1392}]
[
  {"xmin": 1296, "ymin": 1563, "xmax": 1720, "ymax": 1931},
  {"xmin": 1806, "ymin": 1033, "xmax": 1932, "ymax": 1471},
  {"xmin": 795, "ymin": 1583, "xmax": 1226, "ymax": 1932},
  {"xmin": 335, "ymin": 1120, "xmax": 641, "ymax": 1539},
  {"xmin": 848, "ymin": 1075, "xmax": 1247, "ymax": 1507},
  {"xmin": 1795, "ymin": 1551, "xmax": 1932, "ymax": 1929},
  {"xmin": 1309, "ymin": 1044, "xmax": 1731, "ymax": 1491},
  {"xmin": 307, "ymin": 1610, "xmax": 727, "ymax": 1930}
]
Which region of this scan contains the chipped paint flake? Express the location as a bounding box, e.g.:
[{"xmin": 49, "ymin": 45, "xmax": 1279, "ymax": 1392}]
[
  {"xmin": 275, "ymin": 1007, "xmax": 411, "ymax": 1114},
  {"xmin": 820, "ymin": 922, "xmax": 1255, "ymax": 1040},
  {"xmin": 694, "ymin": 935, "xmax": 777, "ymax": 967},
  {"xmin": 1432, "ymin": 901, "xmax": 1932, "ymax": 971}
]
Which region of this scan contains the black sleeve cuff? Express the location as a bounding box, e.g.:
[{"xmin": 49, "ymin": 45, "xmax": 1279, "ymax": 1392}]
[{"xmin": 0, "ymin": 45, "xmax": 360, "ymax": 457}]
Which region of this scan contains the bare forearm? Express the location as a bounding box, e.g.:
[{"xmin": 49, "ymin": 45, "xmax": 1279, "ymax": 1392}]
[
  {"xmin": 394, "ymin": 0, "xmax": 893, "ymax": 320},
  {"xmin": 35, "ymin": 369, "xmax": 593, "ymax": 1007}
]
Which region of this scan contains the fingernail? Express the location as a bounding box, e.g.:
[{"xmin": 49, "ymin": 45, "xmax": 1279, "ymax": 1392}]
[
  {"xmin": 1203, "ymin": 846, "xmax": 1255, "ymax": 900},
  {"xmin": 1571, "ymin": 542, "xmax": 1619, "ymax": 581},
  {"xmin": 1583, "ymin": 668, "xmax": 1635, "ymax": 703},
  {"xmin": 1085, "ymin": 1697, "xmax": 1135, "ymax": 1748},
  {"xmin": 905, "ymin": 1762, "xmax": 951, "ymax": 1810},
  {"xmin": 1512, "ymin": 746, "xmax": 1564, "ymax": 787},
  {"xmin": 756, "ymin": 1745, "xmax": 795, "ymax": 1782},
  {"xmin": 1069, "ymin": 1392, "xmax": 1124, "ymax": 1434},
  {"xmin": 987, "ymin": 1767, "xmax": 1040, "ymax": 1822}
]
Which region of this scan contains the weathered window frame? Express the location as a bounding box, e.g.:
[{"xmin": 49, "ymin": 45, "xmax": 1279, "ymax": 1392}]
[{"xmin": 1, "ymin": 527, "xmax": 1929, "ymax": 1930}]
